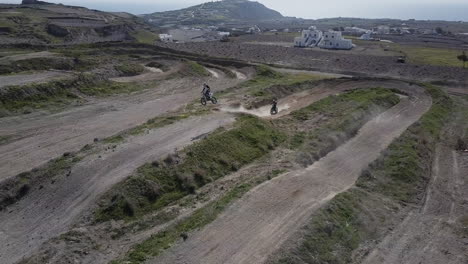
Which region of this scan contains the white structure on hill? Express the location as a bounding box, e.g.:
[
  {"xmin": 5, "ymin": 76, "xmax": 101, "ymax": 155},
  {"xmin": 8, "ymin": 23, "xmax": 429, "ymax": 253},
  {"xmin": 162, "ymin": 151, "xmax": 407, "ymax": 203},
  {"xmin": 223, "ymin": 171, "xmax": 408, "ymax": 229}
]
[
  {"xmin": 294, "ymin": 26, "xmax": 322, "ymax": 47},
  {"xmin": 294, "ymin": 27, "xmax": 353, "ymax": 50},
  {"xmin": 360, "ymin": 32, "xmax": 373, "ymax": 40},
  {"xmin": 159, "ymin": 34, "xmax": 173, "ymax": 43}
]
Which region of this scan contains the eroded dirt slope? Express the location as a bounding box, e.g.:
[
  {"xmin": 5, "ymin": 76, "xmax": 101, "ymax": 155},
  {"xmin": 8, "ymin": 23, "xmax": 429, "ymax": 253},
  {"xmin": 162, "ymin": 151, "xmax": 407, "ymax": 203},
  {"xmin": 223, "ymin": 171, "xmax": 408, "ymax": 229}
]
[{"xmin": 151, "ymin": 83, "xmax": 432, "ymax": 264}]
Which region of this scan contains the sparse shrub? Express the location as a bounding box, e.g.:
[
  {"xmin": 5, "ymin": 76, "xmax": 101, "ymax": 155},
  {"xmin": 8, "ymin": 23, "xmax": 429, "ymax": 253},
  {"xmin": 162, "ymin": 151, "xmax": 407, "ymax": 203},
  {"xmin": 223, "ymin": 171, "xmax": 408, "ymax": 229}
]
[
  {"xmin": 122, "ymin": 200, "xmax": 135, "ymax": 217},
  {"xmin": 146, "ymin": 61, "xmax": 169, "ymax": 72},
  {"xmin": 18, "ymin": 184, "xmax": 30, "ymax": 198},
  {"xmin": 456, "ymin": 138, "xmax": 466, "ymax": 151},
  {"xmin": 115, "ymin": 63, "xmax": 145, "ymax": 77},
  {"xmin": 185, "ymin": 61, "xmax": 210, "ymax": 76},
  {"xmin": 255, "ymin": 65, "xmax": 283, "ymax": 79}
]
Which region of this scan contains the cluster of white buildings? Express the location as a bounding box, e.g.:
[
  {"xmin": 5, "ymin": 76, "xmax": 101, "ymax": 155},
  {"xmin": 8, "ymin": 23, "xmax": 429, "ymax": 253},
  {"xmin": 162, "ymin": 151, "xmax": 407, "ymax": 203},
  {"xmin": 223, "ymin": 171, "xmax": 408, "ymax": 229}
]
[
  {"xmin": 158, "ymin": 29, "xmax": 230, "ymax": 43},
  {"xmin": 294, "ymin": 26, "xmax": 353, "ymax": 50}
]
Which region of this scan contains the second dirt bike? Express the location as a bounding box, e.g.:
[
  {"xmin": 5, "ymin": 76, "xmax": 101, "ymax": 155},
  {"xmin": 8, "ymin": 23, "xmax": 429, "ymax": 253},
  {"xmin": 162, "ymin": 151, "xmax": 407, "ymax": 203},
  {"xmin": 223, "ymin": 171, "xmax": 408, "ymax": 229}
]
[{"xmin": 201, "ymin": 92, "xmax": 218, "ymax": 105}]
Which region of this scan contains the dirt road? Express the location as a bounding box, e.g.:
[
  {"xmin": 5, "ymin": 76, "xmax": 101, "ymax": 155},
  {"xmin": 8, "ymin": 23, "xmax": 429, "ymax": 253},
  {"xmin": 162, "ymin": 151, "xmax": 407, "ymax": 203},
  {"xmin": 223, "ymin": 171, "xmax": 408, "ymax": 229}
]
[
  {"xmin": 0, "ymin": 113, "xmax": 235, "ymax": 264},
  {"xmin": 0, "ymin": 75, "xmax": 240, "ymax": 182},
  {"xmin": 0, "ymin": 51, "xmax": 58, "ymax": 64},
  {"xmin": 361, "ymin": 108, "xmax": 468, "ymax": 264},
  {"xmin": 151, "ymin": 84, "xmax": 432, "ymax": 264},
  {"xmin": 0, "ymin": 71, "xmax": 72, "ymax": 89}
]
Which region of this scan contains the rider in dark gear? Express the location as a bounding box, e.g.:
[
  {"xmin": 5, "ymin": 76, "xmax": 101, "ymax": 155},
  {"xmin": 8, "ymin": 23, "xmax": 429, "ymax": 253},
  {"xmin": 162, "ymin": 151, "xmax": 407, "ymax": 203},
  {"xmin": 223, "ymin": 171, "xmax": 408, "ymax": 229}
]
[
  {"xmin": 272, "ymin": 98, "xmax": 278, "ymax": 108},
  {"xmin": 202, "ymin": 83, "xmax": 211, "ymax": 99}
]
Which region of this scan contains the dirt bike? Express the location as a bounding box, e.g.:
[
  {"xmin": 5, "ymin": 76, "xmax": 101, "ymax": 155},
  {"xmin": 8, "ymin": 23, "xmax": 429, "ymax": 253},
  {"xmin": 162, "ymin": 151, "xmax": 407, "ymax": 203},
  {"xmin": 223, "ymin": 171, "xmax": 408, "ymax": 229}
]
[
  {"xmin": 270, "ymin": 103, "xmax": 278, "ymax": 115},
  {"xmin": 201, "ymin": 92, "xmax": 218, "ymax": 105}
]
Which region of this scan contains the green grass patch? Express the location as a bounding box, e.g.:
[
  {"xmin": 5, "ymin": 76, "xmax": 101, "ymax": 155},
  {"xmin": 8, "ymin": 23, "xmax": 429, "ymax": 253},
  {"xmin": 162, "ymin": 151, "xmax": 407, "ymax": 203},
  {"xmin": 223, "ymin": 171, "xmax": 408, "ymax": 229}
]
[
  {"xmin": 77, "ymin": 80, "xmax": 140, "ymax": 96},
  {"xmin": 0, "ymin": 78, "xmax": 81, "ymax": 115},
  {"xmin": 95, "ymin": 115, "xmax": 285, "ymax": 222},
  {"xmin": 146, "ymin": 61, "xmax": 170, "ymax": 72},
  {"xmin": 0, "ymin": 57, "xmax": 74, "ymax": 75},
  {"xmin": 0, "ymin": 73, "xmax": 149, "ymax": 115},
  {"xmin": 273, "ymin": 85, "xmax": 453, "ymax": 264},
  {"xmin": 244, "ymin": 66, "xmax": 331, "ymax": 100},
  {"xmin": 102, "ymin": 114, "xmax": 192, "ymax": 144},
  {"xmin": 131, "ymin": 30, "xmax": 160, "ymax": 45},
  {"xmin": 292, "ymin": 88, "xmax": 400, "ymax": 121},
  {"xmin": 389, "ymin": 44, "xmax": 465, "ymax": 68},
  {"xmin": 115, "ymin": 63, "xmax": 146, "ymax": 77},
  {"xmin": 185, "ymin": 61, "xmax": 210, "ymax": 77}
]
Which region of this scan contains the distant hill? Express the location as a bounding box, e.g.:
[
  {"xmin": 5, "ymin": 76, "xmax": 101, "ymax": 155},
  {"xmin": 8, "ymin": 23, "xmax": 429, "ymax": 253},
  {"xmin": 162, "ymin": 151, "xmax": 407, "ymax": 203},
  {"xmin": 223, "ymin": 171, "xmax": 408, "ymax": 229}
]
[
  {"xmin": 0, "ymin": 1, "xmax": 158, "ymax": 45},
  {"xmin": 145, "ymin": 0, "xmax": 284, "ymax": 26}
]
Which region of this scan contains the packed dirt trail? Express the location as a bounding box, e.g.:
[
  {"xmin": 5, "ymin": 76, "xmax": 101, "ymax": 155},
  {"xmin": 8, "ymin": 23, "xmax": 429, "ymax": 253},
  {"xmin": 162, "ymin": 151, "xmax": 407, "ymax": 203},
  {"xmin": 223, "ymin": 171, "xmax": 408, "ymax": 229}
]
[
  {"xmin": 0, "ymin": 113, "xmax": 235, "ymax": 264},
  {"xmin": 220, "ymin": 84, "xmax": 350, "ymax": 118},
  {"xmin": 361, "ymin": 105, "xmax": 468, "ymax": 264},
  {"xmin": 0, "ymin": 75, "xmax": 241, "ymax": 181},
  {"xmin": 151, "ymin": 84, "xmax": 432, "ymax": 264}
]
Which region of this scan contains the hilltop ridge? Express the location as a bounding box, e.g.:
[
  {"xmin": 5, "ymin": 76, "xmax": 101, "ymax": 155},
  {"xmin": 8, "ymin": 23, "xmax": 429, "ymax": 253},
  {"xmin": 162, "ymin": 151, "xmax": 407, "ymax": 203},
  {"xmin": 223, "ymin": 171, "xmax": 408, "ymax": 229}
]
[{"xmin": 145, "ymin": 0, "xmax": 283, "ymax": 26}]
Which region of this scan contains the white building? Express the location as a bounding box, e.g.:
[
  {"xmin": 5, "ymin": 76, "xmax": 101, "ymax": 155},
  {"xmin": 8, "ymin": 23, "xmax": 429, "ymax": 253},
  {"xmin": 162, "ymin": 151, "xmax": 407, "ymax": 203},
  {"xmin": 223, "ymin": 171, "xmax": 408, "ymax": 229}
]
[
  {"xmin": 360, "ymin": 32, "xmax": 373, "ymax": 40},
  {"xmin": 159, "ymin": 34, "xmax": 173, "ymax": 43},
  {"xmin": 318, "ymin": 31, "xmax": 353, "ymax": 50},
  {"xmin": 294, "ymin": 26, "xmax": 323, "ymax": 47}
]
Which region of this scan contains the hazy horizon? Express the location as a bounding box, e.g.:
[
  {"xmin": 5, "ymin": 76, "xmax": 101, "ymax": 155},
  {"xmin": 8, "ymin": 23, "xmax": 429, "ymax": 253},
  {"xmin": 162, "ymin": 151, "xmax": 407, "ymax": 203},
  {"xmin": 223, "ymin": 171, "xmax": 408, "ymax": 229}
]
[{"xmin": 1, "ymin": 0, "xmax": 468, "ymax": 21}]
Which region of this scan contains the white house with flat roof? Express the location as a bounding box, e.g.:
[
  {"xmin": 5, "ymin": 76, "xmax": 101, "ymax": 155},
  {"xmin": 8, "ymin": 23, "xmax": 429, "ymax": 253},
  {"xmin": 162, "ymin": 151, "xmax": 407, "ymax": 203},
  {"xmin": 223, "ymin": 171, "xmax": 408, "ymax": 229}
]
[
  {"xmin": 294, "ymin": 27, "xmax": 353, "ymax": 50},
  {"xmin": 294, "ymin": 26, "xmax": 323, "ymax": 47},
  {"xmin": 318, "ymin": 31, "xmax": 353, "ymax": 50}
]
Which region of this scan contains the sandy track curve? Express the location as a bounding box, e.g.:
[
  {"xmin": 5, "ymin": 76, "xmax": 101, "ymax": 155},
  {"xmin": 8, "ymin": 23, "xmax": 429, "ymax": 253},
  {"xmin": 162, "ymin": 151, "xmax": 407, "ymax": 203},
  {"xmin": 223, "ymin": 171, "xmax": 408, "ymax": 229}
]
[
  {"xmin": 151, "ymin": 84, "xmax": 432, "ymax": 264},
  {"xmin": 0, "ymin": 76, "xmax": 240, "ymax": 182},
  {"xmin": 0, "ymin": 113, "xmax": 235, "ymax": 264}
]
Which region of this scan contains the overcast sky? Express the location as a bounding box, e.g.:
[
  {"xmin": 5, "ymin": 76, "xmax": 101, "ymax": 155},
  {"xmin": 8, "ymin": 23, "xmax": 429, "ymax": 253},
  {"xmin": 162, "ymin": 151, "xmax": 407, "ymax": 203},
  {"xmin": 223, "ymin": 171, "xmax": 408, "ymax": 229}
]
[{"xmin": 2, "ymin": 0, "xmax": 468, "ymax": 21}]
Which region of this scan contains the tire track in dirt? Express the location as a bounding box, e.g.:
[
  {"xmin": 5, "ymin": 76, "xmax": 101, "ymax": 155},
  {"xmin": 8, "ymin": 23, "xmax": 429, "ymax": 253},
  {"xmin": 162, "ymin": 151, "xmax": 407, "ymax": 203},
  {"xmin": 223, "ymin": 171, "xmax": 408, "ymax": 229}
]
[
  {"xmin": 0, "ymin": 113, "xmax": 235, "ymax": 264},
  {"xmin": 151, "ymin": 84, "xmax": 432, "ymax": 264}
]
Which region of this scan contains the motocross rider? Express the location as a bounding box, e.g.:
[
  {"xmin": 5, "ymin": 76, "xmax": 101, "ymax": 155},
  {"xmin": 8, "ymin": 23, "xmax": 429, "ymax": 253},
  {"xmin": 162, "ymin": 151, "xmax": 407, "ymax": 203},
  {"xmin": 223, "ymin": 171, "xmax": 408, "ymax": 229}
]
[{"xmin": 202, "ymin": 83, "xmax": 211, "ymax": 99}]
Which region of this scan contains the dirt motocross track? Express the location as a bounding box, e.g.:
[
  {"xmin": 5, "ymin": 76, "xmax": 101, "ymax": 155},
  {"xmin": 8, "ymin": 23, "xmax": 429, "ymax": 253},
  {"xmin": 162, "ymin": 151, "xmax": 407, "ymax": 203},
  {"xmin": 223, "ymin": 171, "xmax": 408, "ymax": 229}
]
[
  {"xmin": 151, "ymin": 82, "xmax": 432, "ymax": 264},
  {"xmin": 0, "ymin": 72, "xmax": 240, "ymax": 181}
]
